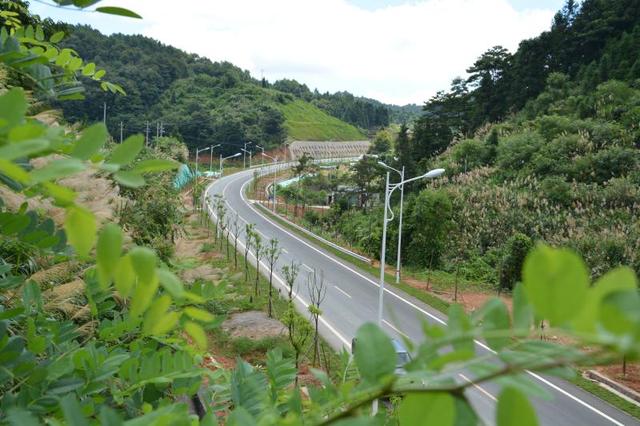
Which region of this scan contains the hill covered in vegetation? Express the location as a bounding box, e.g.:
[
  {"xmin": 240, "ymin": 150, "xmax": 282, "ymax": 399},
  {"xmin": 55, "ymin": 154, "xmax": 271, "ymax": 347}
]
[
  {"xmin": 301, "ymin": 0, "xmax": 640, "ymax": 289},
  {"xmin": 56, "ymin": 26, "xmax": 373, "ymax": 152}
]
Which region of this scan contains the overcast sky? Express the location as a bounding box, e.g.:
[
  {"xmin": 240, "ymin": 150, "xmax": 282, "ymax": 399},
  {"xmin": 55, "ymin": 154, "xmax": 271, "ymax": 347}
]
[{"xmin": 31, "ymin": 0, "xmax": 565, "ymax": 106}]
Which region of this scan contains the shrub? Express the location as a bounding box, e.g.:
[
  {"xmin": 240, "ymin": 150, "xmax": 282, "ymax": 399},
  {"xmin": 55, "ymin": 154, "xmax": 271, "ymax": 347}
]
[
  {"xmin": 541, "ymin": 177, "xmax": 573, "ymax": 206},
  {"xmin": 452, "ymin": 139, "xmax": 489, "ymax": 171},
  {"xmin": 404, "ymin": 190, "xmax": 453, "ymax": 268},
  {"xmin": 602, "ymin": 177, "xmax": 638, "ymax": 208},
  {"xmin": 303, "ymin": 210, "xmax": 321, "ymax": 226},
  {"xmin": 499, "ymin": 233, "xmax": 533, "ymax": 291},
  {"xmin": 496, "ymin": 131, "xmax": 544, "ymax": 178}
]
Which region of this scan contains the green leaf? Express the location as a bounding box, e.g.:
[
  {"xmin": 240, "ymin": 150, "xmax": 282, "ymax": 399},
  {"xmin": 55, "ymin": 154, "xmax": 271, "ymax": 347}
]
[
  {"xmin": 114, "ymin": 171, "xmax": 145, "ymax": 188},
  {"xmin": 157, "ymin": 269, "xmax": 185, "ymax": 299},
  {"xmin": 226, "ymin": 407, "xmax": 256, "ymax": 426},
  {"xmin": 60, "ymin": 394, "xmax": 89, "ymax": 426},
  {"xmin": 151, "ymin": 311, "xmax": 180, "ymax": 335},
  {"xmin": 184, "ymin": 321, "xmax": 207, "ymax": 350},
  {"xmin": 95, "ymin": 6, "xmax": 142, "ymax": 19},
  {"xmin": 50, "ymin": 31, "xmax": 65, "ymax": 43},
  {"xmin": 573, "ymin": 266, "xmax": 638, "ymax": 333},
  {"xmin": 453, "ymin": 395, "xmax": 478, "ymax": 426},
  {"xmin": 398, "ymin": 392, "xmax": 455, "ymax": 426},
  {"xmin": 99, "ymin": 407, "xmax": 123, "ymax": 426},
  {"xmin": 64, "ymin": 206, "xmax": 96, "ymax": 257},
  {"xmin": 7, "ymin": 407, "xmax": 40, "ymax": 426},
  {"xmin": 129, "ymin": 248, "xmax": 158, "ymax": 317},
  {"xmin": 496, "ymin": 387, "xmax": 538, "ymax": 426},
  {"xmin": 353, "ymin": 323, "xmax": 395, "ymax": 383},
  {"xmin": 0, "ymin": 88, "xmax": 27, "ymax": 130},
  {"xmin": 0, "ymin": 139, "xmax": 49, "ymax": 160},
  {"xmin": 0, "ymin": 159, "xmax": 30, "ymax": 183},
  {"xmin": 513, "ymin": 283, "xmax": 533, "ymax": 332},
  {"xmin": 108, "ymin": 134, "xmax": 144, "ymax": 166},
  {"xmin": 43, "ymin": 182, "xmax": 77, "ymax": 206},
  {"xmin": 599, "ymin": 290, "xmax": 640, "ymax": 339},
  {"xmin": 522, "ymin": 244, "xmax": 589, "ymax": 325},
  {"xmin": 71, "ymin": 123, "xmax": 107, "ymax": 160},
  {"xmin": 143, "ymin": 295, "xmax": 171, "ymax": 335},
  {"xmin": 481, "ymin": 298, "xmax": 511, "ymax": 350},
  {"xmin": 96, "ymin": 224, "xmax": 123, "ymax": 289},
  {"xmin": 184, "ymin": 307, "xmax": 215, "ymax": 323},
  {"xmin": 447, "ymin": 304, "xmax": 473, "ymax": 352},
  {"xmin": 30, "ymin": 158, "xmax": 85, "ymax": 183},
  {"xmin": 82, "ymin": 62, "xmax": 95, "ymax": 76},
  {"xmin": 114, "ymin": 255, "xmax": 135, "ymax": 297},
  {"xmin": 132, "ymin": 159, "xmax": 178, "ymax": 174}
]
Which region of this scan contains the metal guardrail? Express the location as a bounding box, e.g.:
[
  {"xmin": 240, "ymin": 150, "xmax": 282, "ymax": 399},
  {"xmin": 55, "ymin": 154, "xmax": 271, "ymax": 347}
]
[
  {"xmin": 249, "ymin": 157, "xmax": 372, "ymax": 264},
  {"xmin": 255, "ymin": 202, "xmax": 371, "ymax": 264}
]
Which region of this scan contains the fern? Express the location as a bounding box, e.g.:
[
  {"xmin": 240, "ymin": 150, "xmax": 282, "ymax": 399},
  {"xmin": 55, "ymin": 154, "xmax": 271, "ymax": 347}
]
[{"xmin": 265, "ymin": 348, "xmax": 296, "ymax": 403}]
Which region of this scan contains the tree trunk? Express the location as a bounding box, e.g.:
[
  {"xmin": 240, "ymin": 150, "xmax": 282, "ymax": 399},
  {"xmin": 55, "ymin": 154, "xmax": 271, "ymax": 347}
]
[
  {"xmin": 255, "ymin": 255, "xmax": 260, "ymax": 296},
  {"xmin": 268, "ymin": 271, "xmax": 273, "ymax": 318},
  {"xmin": 234, "ymin": 239, "xmax": 238, "ymax": 269},
  {"xmin": 313, "ymin": 317, "xmax": 319, "ymax": 366},
  {"xmin": 244, "ymin": 249, "xmax": 249, "ymax": 282}
]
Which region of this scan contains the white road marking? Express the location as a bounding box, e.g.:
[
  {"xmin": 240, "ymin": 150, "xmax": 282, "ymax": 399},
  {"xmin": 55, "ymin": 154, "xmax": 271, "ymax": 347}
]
[
  {"xmin": 458, "ymin": 373, "xmax": 497, "ymax": 402},
  {"xmin": 334, "ymin": 285, "xmax": 351, "ymax": 299},
  {"xmin": 208, "ymin": 171, "xmax": 625, "ymax": 426},
  {"xmin": 282, "ymin": 248, "xmax": 289, "ymax": 254},
  {"xmin": 382, "ymin": 319, "xmax": 409, "ymax": 338},
  {"xmin": 302, "ymin": 263, "xmax": 314, "ymax": 272}
]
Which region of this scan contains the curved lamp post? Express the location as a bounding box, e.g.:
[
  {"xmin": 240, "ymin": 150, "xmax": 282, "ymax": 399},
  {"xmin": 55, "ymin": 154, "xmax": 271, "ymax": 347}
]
[
  {"xmin": 378, "ymin": 161, "xmax": 405, "ymax": 284},
  {"xmin": 262, "ymin": 152, "xmax": 278, "ymax": 212},
  {"xmin": 209, "ymin": 144, "xmax": 221, "ymax": 173},
  {"xmin": 377, "ymin": 168, "xmax": 445, "ymax": 326},
  {"xmin": 220, "ymin": 152, "xmax": 241, "ymax": 177}
]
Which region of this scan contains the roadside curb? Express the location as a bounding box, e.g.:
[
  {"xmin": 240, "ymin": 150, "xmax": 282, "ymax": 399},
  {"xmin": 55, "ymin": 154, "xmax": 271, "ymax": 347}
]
[{"xmin": 585, "ymin": 370, "xmax": 640, "ymax": 406}]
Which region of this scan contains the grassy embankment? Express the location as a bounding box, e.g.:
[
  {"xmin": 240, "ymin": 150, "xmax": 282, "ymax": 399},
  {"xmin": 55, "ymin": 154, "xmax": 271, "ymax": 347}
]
[{"xmin": 280, "ymin": 99, "xmax": 366, "ymax": 141}]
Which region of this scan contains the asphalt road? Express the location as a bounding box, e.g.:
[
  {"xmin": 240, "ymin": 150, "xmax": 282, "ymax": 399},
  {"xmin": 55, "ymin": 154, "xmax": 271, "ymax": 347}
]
[{"xmin": 205, "ymin": 166, "xmax": 639, "ymax": 426}]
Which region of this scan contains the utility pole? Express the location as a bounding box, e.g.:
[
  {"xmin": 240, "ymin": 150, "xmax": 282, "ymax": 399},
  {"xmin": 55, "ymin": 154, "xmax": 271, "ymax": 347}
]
[
  {"xmin": 156, "ymin": 122, "xmax": 159, "ymax": 139},
  {"xmin": 160, "ymin": 121, "xmax": 164, "ymax": 137},
  {"xmin": 102, "ymin": 102, "xmax": 107, "ymax": 124},
  {"xmin": 119, "ymin": 121, "xmax": 123, "ymax": 144},
  {"xmin": 145, "ymin": 121, "xmax": 149, "ymax": 147}
]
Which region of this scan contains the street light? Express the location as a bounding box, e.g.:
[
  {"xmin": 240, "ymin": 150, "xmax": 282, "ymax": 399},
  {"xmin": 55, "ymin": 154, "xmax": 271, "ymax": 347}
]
[
  {"xmin": 256, "ymin": 145, "xmax": 265, "ymax": 167},
  {"xmin": 377, "ymin": 168, "xmax": 445, "ymax": 327},
  {"xmin": 243, "ymin": 141, "xmax": 252, "ymax": 169},
  {"xmin": 220, "ymin": 152, "xmax": 241, "ymax": 177},
  {"xmin": 209, "ymin": 144, "xmax": 221, "ymax": 173},
  {"xmin": 378, "ymin": 161, "xmax": 405, "ymax": 284},
  {"xmin": 262, "ymin": 152, "xmax": 278, "ymax": 212},
  {"xmin": 241, "ymin": 148, "xmax": 253, "ymax": 169},
  {"xmin": 195, "ymin": 146, "xmax": 210, "ymax": 187}
]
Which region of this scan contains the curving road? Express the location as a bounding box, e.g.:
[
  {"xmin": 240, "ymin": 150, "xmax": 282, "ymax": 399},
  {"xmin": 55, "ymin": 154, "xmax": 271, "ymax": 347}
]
[{"xmin": 205, "ymin": 165, "xmax": 639, "ymax": 426}]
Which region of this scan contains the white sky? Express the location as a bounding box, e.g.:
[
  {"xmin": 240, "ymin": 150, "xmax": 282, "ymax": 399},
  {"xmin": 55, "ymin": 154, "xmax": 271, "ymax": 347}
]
[{"xmin": 31, "ymin": 0, "xmax": 563, "ymax": 105}]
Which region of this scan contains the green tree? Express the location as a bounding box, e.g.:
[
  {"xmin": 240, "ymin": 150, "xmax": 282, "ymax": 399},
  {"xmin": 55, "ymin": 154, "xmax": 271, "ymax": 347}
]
[{"xmin": 404, "ymin": 190, "xmax": 453, "ymax": 268}]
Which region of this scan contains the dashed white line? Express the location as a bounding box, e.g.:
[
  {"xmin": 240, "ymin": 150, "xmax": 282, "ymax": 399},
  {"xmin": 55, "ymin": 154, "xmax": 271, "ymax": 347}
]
[
  {"xmin": 458, "ymin": 373, "xmax": 497, "ymax": 402},
  {"xmin": 334, "ymin": 285, "xmax": 351, "ymax": 299},
  {"xmin": 382, "ymin": 319, "xmax": 409, "ymax": 338}
]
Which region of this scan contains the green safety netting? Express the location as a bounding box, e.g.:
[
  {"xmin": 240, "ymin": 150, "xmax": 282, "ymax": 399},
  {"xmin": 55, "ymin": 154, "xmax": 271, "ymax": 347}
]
[{"xmin": 173, "ymin": 164, "xmax": 197, "ymax": 190}]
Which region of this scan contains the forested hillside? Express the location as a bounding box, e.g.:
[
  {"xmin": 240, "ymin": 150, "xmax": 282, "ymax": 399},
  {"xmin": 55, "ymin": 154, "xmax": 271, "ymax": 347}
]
[
  {"xmin": 56, "ymin": 26, "xmax": 374, "ymax": 151},
  {"xmin": 410, "ymin": 0, "xmax": 640, "ymax": 158},
  {"xmin": 311, "ymin": 0, "xmax": 640, "ymax": 287}
]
